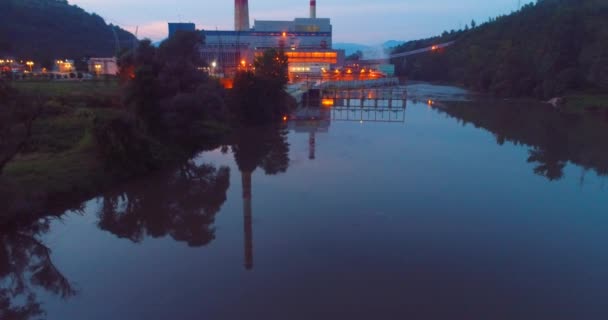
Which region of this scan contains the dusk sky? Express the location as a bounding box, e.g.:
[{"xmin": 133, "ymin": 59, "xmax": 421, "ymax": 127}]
[{"xmin": 70, "ymin": 0, "xmax": 523, "ymax": 44}]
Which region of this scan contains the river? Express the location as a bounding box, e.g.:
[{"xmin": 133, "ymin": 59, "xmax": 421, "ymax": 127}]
[{"xmin": 2, "ymin": 84, "xmax": 608, "ymax": 319}]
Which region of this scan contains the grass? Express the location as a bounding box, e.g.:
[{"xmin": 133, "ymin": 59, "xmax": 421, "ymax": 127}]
[
  {"xmin": 562, "ymin": 94, "xmax": 608, "ymax": 112},
  {"xmin": 1, "ymin": 81, "xmax": 126, "ymax": 218},
  {"xmin": 1, "ymin": 80, "xmax": 232, "ymax": 220},
  {"xmin": 12, "ymin": 79, "xmax": 120, "ymax": 97},
  {"xmin": 4, "ymin": 146, "xmax": 104, "ymax": 199}
]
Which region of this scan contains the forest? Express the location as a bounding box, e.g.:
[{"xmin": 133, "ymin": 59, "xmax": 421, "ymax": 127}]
[
  {"xmin": 0, "ymin": 0, "xmax": 136, "ymax": 67},
  {"xmin": 393, "ymin": 0, "xmax": 608, "ymax": 99}
]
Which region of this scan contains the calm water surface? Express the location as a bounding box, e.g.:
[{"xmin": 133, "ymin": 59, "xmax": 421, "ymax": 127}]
[{"xmin": 4, "ymin": 84, "xmax": 608, "ymax": 319}]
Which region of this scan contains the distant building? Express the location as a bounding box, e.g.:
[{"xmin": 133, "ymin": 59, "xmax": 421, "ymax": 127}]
[
  {"xmin": 55, "ymin": 59, "xmax": 75, "ymax": 73},
  {"xmin": 168, "ymin": 1, "xmax": 343, "ymax": 81},
  {"xmin": 88, "ymin": 57, "xmax": 118, "ymax": 76},
  {"xmin": 168, "ymin": 23, "xmax": 196, "ymax": 37}
]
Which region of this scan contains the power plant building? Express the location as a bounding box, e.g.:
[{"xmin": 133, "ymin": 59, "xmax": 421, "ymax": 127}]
[{"xmin": 168, "ymin": 0, "xmax": 343, "ymax": 80}]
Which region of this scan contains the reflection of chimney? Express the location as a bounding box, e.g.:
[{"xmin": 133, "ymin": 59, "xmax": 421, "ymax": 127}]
[
  {"xmin": 309, "ymin": 132, "xmax": 316, "ymax": 160},
  {"xmin": 310, "ymin": 0, "xmax": 316, "ymax": 19},
  {"xmin": 235, "ymin": 0, "xmax": 250, "ymax": 31},
  {"xmin": 242, "ymin": 171, "xmax": 253, "ymax": 270}
]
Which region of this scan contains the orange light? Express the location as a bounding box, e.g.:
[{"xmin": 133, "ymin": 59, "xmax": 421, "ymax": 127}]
[
  {"xmin": 283, "ymin": 116, "xmax": 288, "ymax": 121},
  {"xmin": 220, "ymin": 78, "xmax": 234, "ymax": 89},
  {"xmin": 241, "ymin": 60, "xmax": 246, "ymax": 66},
  {"xmin": 360, "ymin": 68, "xmax": 366, "ymax": 73},
  {"xmin": 282, "ymin": 32, "xmax": 287, "ymax": 37},
  {"xmin": 346, "ymin": 69, "xmax": 352, "ymax": 74},
  {"xmin": 321, "ymin": 99, "xmax": 334, "ymax": 107},
  {"xmin": 427, "ymin": 99, "xmax": 434, "ymax": 105}
]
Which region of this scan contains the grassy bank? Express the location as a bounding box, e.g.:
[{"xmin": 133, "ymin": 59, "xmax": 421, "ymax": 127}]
[
  {"xmin": 1, "ymin": 80, "xmax": 229, "ymax": 221},
  {"xmin": 561, "ymin": 94, "xmax": 608, "ymax": 113}
]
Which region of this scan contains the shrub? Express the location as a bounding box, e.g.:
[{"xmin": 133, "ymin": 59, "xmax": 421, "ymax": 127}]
[{"xmin": 93, "ymin": 115, "xmax": 161, "ymax": 174}]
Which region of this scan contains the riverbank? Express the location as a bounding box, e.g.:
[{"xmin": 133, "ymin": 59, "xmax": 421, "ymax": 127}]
[
  {"xmin": 0, "ymin": 80, "xmax": 230, "ymax": 221},
  {"xmin": 406, "ymin": 80, "xmax": 608, "ymax": 113},
  {"xmin": 559, "ymin": 94, "xmax": 608, "ymax": 112}
]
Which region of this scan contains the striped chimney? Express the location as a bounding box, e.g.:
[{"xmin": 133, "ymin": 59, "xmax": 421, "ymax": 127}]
[
  {"xmin": 235, "ymin": 0, "xmax": 250, "ymax": 31},
  {"xmin": 310, "ymin": 0, "xmax": 316, "ymax": 19}
]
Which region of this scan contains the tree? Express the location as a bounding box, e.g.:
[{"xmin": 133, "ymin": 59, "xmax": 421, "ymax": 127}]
[
  {"xmin": 231, "ymin": 48, "xmax": 293, "ymax": 124},
  {"xmin": 254, "ymin": 48, "xmax": 289, "ymax": 88},
  {"xmin": 393, "ymin": 0, "xmax": 608, "ymax": 98},
  {"xmin": 346, "ymin": 50, "xmax": 363, "ymax": 61},
  {"xmin": 1, "ymin": 0, "xmax": 136, "ymax": 65},
  {"xmin": 120, "ymin": 31, "xmax": 226, "ymax": 144}
]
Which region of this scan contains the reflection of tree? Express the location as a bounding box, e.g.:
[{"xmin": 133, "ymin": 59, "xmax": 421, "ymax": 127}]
[
  {"xmin": 97, "ymin": 161, "xmax": 230, "ymax": 247},
  {"xmin": 435, "ymin": 100, "xmax": 608, "ymax": 181},
  {"xmin": 526, "ymin": 124, "xmax": 569, "ymax": 181},
  {"xmin": 527, "ymin": 148, "xmax": 566, "ymax": 181},
  {"xmin": 230, "ymin": 126, "xmax": 290, "ymax": 270},
  {"xmin": 232, "ymin": 126, "xmax": 290, "ymax": 176},
  {"xmin": 0, "ymin": 219, "xmax": 75, "ymax": 320}
]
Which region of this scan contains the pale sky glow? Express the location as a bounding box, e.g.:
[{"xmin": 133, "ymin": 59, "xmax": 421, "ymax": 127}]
[{"xmin": 69, "ymin": 0, "xmax": 522, "ymax": 44}]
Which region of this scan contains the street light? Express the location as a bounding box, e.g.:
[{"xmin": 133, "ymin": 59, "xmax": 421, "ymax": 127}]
[
  {"xmin": 26, "ymin": 61, "xmax": 34, "ymax": 72},
  {"xmin": 94, "ymin": 64, "xmax": 102, "ymax": 76}
]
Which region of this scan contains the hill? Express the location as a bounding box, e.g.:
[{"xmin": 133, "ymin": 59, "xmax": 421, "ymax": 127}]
[
  {"xmin": 393, "ymin": 0, "xmax": 608, "ymax": 99},
  {"xmin": 0, "ymin": 0, "xmax": 136, "ymax": 67}
]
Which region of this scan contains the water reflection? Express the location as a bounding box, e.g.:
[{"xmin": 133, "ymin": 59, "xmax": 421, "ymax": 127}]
[
  {"xmin": 97, "ymin": 161, "xmax": 230, "ymax": 247},
  {"xmin": 230, "ymin": 126, "xmax": 290, "ymax": 269},
  {"xmin": 0, "ymin": 218, "xmax": 74, "ymax": 320},
  {"xmin": 434, "ymin": 100, "xmax": 608, "ymax": 181}
]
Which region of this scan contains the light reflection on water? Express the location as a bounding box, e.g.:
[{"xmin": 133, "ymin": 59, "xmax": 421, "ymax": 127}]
[{"xmin": 3, "ymin": 84, "xmax": 608, "ymax": 320}]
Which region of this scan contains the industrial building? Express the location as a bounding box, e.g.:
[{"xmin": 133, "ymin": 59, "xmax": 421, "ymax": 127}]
[
  {"xmin": 168, "ymin": 0, "xmax": 344, "ymax": 81},
  {"xmin": 88, "ymin": 57, "xmax": 118, "ymax": 76}
]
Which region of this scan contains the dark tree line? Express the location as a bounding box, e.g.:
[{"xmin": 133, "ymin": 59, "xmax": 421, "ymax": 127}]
[
  {"xmin": 394, "ymin": 0, "xmax": 608, "ymax": 98},
  {"xmin": 0, "ymin": 0, "xmax": 136, "ymax": 67}
]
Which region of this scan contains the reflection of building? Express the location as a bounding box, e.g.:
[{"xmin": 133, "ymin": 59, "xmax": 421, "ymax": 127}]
[
  {"xmin": 288, "ymin": 108, "xmax": 331, "ymax": 160},
  {"xmin": 242, "ymin": 171, "xmax": 254, "ymax": 270},
  {"xmin": 88, "ymin": 57, "xmax": 118, "ymax": 76},
  {"xmin": 168, "ymin": 0, "xmax": 344, "ymax": 79}
]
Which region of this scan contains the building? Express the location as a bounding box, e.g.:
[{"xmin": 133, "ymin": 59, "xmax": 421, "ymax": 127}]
[
  {"xmin": 168, "ymin": 23, "xmax": 196, "ymax": 37},
  {"xmin": 88, "ymin": 57, "xmax": 118, "ymax": 76},
  {"xmin": 54, "ymin": 59, "xmax": 75, "ymax": 73},
  {"xmin": 168, "ymin": 0, "xmax": 344, "ymax": 81}
]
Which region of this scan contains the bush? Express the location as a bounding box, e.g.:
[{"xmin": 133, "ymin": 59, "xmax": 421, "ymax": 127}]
[{"xmin": 93, "ymin": 115, "xmax": 161, "ymax": 174}]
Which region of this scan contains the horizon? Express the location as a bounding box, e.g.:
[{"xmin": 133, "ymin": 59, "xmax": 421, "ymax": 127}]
[{"xmin": 69, "ymin": 0, "xmax": 525, "ymax": 45}]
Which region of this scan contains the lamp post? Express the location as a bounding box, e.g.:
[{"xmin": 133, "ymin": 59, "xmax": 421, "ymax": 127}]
[
  {"xmin": 94, "ymin": 64, "xmax": 102, "ymax": 77},
  {"xmin": 211, "ymin": 61, "xmax": 217, "ymax": 76},
  {"xmin": 26, "ymin": 61, "xmax": 34, "ymax": 73}
]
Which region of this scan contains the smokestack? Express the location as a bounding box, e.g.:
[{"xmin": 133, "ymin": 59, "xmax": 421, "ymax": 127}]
[
  {"xmin": 310, "ymin": 0, "xmax": 316, "ymax": 19},
  {"xmin": 235, "ymin": 0, "xmax": 250, "ymax": 31}
]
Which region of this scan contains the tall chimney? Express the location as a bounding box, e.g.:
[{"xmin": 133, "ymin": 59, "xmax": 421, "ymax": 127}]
[
  {"xmin": 235, "ymin": 0, "xmax": 250, "ymax": 31},
  {"xmin": 310, "ymin": 0, "xmax": 316, "ymax": 19}
]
